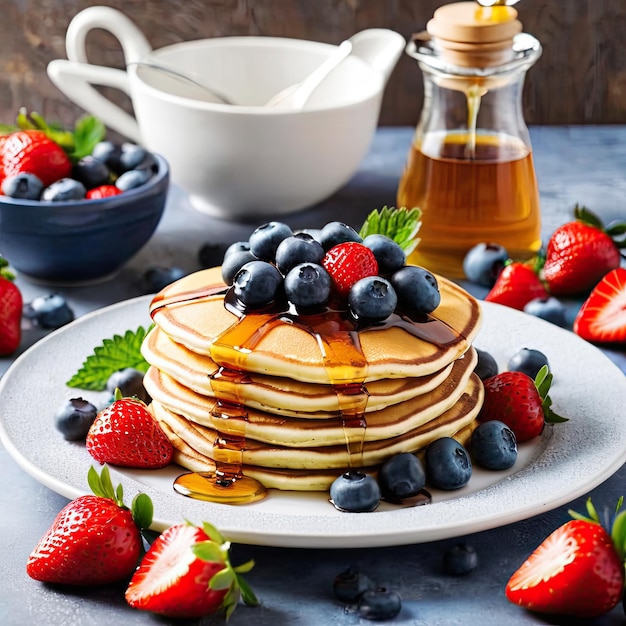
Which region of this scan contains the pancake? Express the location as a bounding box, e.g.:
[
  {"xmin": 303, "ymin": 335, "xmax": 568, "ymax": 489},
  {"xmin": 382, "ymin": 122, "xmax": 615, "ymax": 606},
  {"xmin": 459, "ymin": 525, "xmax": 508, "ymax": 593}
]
[
  {"xmin": 151, "ymin": 376, "xmax": 482, "ymax": 490},
  {"xmin": 143, "ymin": 348, "xmax": 477, "ymax": 446},
  {"xmin": 149, "ymin": 267, "xmax": 482, "ymax": 383},
  {"xmin": 142, "ymin": 325, "xmax": 467, "ymax": 416}
]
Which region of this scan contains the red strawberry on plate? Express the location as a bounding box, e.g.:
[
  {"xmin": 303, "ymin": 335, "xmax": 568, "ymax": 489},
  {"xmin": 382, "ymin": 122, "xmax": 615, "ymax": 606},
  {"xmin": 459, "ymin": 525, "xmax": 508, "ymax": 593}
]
[
  {"xmin": 1, "ymin": 129, "xmax": 72, "ymax": 186},
  {"xmin": 479, "ymin": 366, "xmax": 567, "ymax": 442},
  {"xmin": 322, "ymin": 241, "xmax": 379, "ymax": 298},
  {"xmin": 543, "ymin": 205, "xmax": 624, "ymax": 295},
  {"xmin": 0, "ymin": 256, "xmax": 22, "ymax": 356},
  {"xmin": 86, "ymin": 390, "xmax": 174, "ymax": 468},
  {"xmin": 126, "ymin": 520, "xmax": 258, "ymax": 619},
  {"xmin": 506, "ymin": 498, "xmax": 626, "ymax": 618},
  {"xmin": 573, "ymin": 267, "xmax": 626, "ymax": 344},
  {"xmin": 27, "ymin": 465, "xmax": 153, "ymax": 586},
  {"xmin": 484, "ymin": 262, "xmax": 548, "ymax": 311}
]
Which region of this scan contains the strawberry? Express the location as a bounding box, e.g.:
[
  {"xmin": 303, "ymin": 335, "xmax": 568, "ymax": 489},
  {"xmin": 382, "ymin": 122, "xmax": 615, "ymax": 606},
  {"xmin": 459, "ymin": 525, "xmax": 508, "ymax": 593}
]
[
  {"xmin": 479, "ymin": 366, "xmax": 567, "ymax": 442},
  {"xmin": 542, "ymin": 205, "xmax": 624, "ymax": 295},
  {"xmin": 0, "ymin": 256, "xmax": 22, "ymax": 356},
  {"xmin": 86, "ymin": 390, "xmax": 174, "ymax": 468},
  {"xmin": 86, "ymin": 184, "xmax": 122, "ymax": 199},
  {"xmin": 1, "ymin": 129, "xmax": 72, "ymax": 186},
  {"xmin": 506, "ymin": 498, "xmax": 626, "ymax": 618},
  {"xmin": 573, "ymin": 267, "xmax": 626, "ymax": 344},
  {"xmin": 27, "ymin": 465, "xmax": 153, "ymax": 586},
  {"xmin": 322, "ymin": 241, "xmax": 379, "ymax": 298},
  {"xmin": 125, "ymin": 520, "xmax": 258, "ymax": 619},
  {"xmin": 484, "ymin": 262, "xmax": 548, "ymax": 311}
]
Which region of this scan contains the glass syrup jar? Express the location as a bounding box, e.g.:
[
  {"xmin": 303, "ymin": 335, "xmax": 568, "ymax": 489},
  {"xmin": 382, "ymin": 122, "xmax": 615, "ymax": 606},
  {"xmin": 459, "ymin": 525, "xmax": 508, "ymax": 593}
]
[{"xmin": 397, "ymin": 1, "xmax": 542, "ymax": 278}]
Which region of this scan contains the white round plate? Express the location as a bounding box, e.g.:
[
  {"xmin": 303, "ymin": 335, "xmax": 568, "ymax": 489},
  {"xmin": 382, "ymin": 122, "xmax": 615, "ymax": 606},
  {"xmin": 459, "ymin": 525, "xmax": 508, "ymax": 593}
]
[{"xmin": 1, "ymin": 296, "xmax": 625, "ymax": 548}]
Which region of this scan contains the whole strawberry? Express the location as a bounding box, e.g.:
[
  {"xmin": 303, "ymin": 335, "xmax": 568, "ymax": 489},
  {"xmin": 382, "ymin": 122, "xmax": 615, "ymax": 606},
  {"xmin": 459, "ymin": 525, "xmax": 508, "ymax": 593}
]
[
  {"xmin": 126, "ymin": 520, "xmax": 258, "ymax": 619},
  {"xmin": 484, "ymin": 261, "xmax": 548, "ymax": 311},
  {"xmin": 479, "ymin": 366, "xmax": 566, "ymax": 442},
  {"xmin": 86, "ymin": 390, "xmax": 173, "ymax": 468},
  {"xmin": 506, "ymin": 498, "xmax": 626, "ymax": 618},
  {"xmin": 27, "ymin": 465, "xmax": 153, "ymax": 586},
  {"xmin": 1, "ymin": 129, "xmax": 72, "ymax": 186},
  {"xmin": 322, "ymin": 241, "xmax": 379, "ymax": 298},
  {"xmin": 573, "ymin": 267, "xmax": 626, "ymax": 344},
  {"xmin": 543, "ymin": 205, "xmax": 624, "ymax": 295},
  {"xmin": 0, "ymin": 256, "xmax": 22, "ymax": 356}
]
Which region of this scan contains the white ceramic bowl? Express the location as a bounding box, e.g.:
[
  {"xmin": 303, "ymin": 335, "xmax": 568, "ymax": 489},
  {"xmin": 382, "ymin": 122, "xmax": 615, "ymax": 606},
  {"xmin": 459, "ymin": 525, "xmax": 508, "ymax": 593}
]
[{"xmin": 48, "ymin": 7, "xmax": 405, "ymax": 220}]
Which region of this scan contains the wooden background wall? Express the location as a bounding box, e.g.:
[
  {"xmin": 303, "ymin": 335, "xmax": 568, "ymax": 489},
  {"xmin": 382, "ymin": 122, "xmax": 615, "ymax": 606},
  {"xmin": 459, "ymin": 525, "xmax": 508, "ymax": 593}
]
[{"xmin": 2, "ymin": 0, "xmax": 625, "ymax": 131}]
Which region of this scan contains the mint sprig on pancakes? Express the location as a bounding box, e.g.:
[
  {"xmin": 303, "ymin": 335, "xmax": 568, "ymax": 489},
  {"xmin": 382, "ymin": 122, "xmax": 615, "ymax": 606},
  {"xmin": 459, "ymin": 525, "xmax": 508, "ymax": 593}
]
[{"xmin": 358, "ymin": 206, "xmax": 421, "ymax": 256}]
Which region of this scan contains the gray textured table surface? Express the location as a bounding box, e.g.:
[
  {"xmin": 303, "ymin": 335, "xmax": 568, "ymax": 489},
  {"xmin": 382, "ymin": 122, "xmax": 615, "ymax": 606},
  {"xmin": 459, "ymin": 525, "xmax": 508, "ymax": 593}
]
[{"xmin": 1, "ymin": 126, "xmax": 625, "ymax": 625}]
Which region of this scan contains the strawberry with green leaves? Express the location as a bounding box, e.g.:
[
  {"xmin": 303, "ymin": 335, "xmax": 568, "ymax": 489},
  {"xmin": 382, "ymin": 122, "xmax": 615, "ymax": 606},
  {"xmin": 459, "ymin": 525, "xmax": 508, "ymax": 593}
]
[
  {"xmin": 126, "ymin": 520, "xmax": 259, "ymax": 619},
  {"xmin": 479, "ymin": 365, "xmax": 567, "ymax": 442},
  {"xmin": 506, "ymin": 497, "xmax": 626, "ymax": 618},
  {"xmin": 86, "ymin": 389, "xmax": 173, "ymax": 468},
  {"xmin": 0, "ymin": 256, "xmax": 22, "ymax": 356},
  {"xmin": 484, "ymin": 261, "xmax": 549, "ymax": 311},
  {"xmin": 573, "ymin": 267, "xmax": 626, "ymax": 344},
  {"xmin": 542, "ymin": 205, "xmax": 625, "ymax": 295},
  {"xmin": 27, "ymin": 465, "xmax": 153, "ymax": 586}
]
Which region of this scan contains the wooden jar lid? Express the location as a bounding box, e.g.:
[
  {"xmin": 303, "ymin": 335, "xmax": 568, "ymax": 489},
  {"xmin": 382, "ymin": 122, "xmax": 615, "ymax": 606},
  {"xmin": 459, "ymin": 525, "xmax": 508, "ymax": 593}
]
[{"xmin": 426, "ymin": 2, "xmax": 522, "ymax": 67}]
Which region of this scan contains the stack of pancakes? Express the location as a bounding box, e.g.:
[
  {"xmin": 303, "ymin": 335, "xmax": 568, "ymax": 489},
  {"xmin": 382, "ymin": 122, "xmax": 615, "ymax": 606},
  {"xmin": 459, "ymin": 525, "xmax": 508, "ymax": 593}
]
[{"xmin": 143, "ymin": 267, "xmax": 484, "ymax": 491}]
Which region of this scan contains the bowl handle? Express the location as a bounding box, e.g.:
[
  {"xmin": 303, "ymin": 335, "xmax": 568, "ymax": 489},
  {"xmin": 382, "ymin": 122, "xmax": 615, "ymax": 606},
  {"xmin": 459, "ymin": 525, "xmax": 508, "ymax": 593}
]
[
  {"xmin": 47, "ymin": 7, "xmax": 153, "ymax": 143},
  {"xmin": 348, "ymin": 29, "xmax": 406, "ymax": 84}
]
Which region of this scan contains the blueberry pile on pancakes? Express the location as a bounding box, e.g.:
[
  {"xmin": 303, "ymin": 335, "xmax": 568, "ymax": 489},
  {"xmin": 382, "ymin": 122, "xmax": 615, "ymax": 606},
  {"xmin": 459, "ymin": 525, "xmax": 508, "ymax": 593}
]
[{"xmin": 142, "ymin": 221, "xmax": 484, "ymax": 492}]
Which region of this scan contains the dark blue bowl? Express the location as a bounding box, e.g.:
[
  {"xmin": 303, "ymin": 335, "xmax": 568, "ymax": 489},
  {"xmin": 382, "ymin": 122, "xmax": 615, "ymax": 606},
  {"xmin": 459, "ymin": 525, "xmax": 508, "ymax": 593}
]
[{"xmin": 0, "ymin": 154, "xmax": 169, "ymax": 284}]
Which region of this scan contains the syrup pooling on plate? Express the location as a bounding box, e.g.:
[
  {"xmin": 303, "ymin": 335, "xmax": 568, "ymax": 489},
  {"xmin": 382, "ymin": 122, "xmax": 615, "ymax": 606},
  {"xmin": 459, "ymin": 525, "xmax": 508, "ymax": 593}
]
[{"xmin": 150, "ymin": 276, "xmax": 464, "ymax": 504}]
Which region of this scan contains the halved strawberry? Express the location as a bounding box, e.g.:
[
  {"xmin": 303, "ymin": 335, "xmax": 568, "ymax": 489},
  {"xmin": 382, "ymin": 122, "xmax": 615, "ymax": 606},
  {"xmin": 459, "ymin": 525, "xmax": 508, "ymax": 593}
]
[
  {"xmin": 125, "ymin": 520, "xmax": 258, "ymax": 619},
  {"xmin": 86, "ymin": 184, "xmax": 122, "ymax": 199},
  {"xmin": 484, "ymin": 262, "xmax": 548, "ymax": 311},
  {"xmin": 86, "ymin": 390, "xmax": 173, "ymax": 468},
  {"xmin": 573, "ymin": 267, "xmax": 626, "ymax": 344},
  {"xmin": 506, "ymin": 498, "xmax": 626, "ymax": 618},
  {"xmin": 479, "ymin": 366, "xmax": 566, "ymax": 442},
  {"xmin": 0, "ymin": 256, "xmax": 22, "ymax": 356},
  {"xmin": 322, "ymin": 241, "xmax": 378, "ymax": 298}
]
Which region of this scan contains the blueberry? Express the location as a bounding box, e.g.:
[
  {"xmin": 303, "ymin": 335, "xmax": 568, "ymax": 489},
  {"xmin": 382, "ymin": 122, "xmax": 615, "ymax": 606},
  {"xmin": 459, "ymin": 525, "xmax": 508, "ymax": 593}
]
[
  {"xmin": 425, "ymin": 437, "xmax": 472, "ymax": 490},
  {"xmin": 106, "ymin": 368, "xmax": 149, "ymax": 403},
  {"xmin": 329, "ymin": 470, "xmax": 381, "ymax": 512},
  {"xmin": 275, "ymin": 233, "xmax": 325, "ymax": 275},
  {"xmin": 248, "ymin": 222, "xmax": 293, "ymax": 261},
  {"xmin": 72, "ymin": 155, "xmax": 110, "ymax": 189},
  {"xmin": 198, "ymin": 242, "xmax": 229, "ymax": 269},
  {"xmin": 2, "ymin": 173, "xmax": 43, "ymax": 199},
  {"xmin": 119, "ymin": 143, "xmax": 152, "ymax": 172},
  {"xmin": 221, "ymin": 249, "xmax": 257, "ymax": 286},
  {"xmin": 348, "ymin": 276, "xmax": 397, "ymax": 322},
  {"xmin": 284, "ymin": 262, "xmax": 330, "ymax": 309},
  {"xmin": 23, "ymin": 293, "xmax": 74, "ymax": 329},
  {"xmin": 115, "ymin": 168, "xmax": 151, "ymax": 191},
  {"xmin": 54, "ymin": 397, "xmax": 98, "ymax": 441},
  {"xmin": 224, "ymin": 241, "xmax": 252, "ymax": 258},
  {"xmin": 362, "ymin": 234, "xmax": 406, "ymax": 275},
  {"xmin": 378, "ymin": 452, "xmax": 426, "ymax": 501},
  {"xmin": 92, "ymin": 140, "xmax": 123, "ymax": 172},
  {"xmin": 232, "ymin": 260, "xmax": 283, "ymax": 309},
  {"xmin": 391, "ymin": 266, "xmax": 441, "ymax": 314},
  {"xmin": 471, "ymin": 420, "xmax": 517, "ymax": 470},
  {"xmin": 463, "ymin": 243, "xmax": 508, "ymax": 286},
  {"xmin": 41, "ymin": 178, "xmax": 86, "ymax": 201},
  {"xmin": 508, "ymin": 347, "xmax": 549, "ymax": 379},
  {"xmin": 357, "ymin": 588, "xmax": 402, "ymax": 621},
  {"xmin": 524, "ymin": 296, "xmax": 567, "ymax": 327},
  {"xmin": 474, "ymin": 348, "xmax": 498, "ymax": 380},
  {"xmin": 442, "ymin": 543, "xmax": 479, "ymax": 576},
  {"xmin": 319, "ymin": 221, "xmax": 362, "ymax": 251},
  {"xmin": 333, "ymin": 568, "xmax": 376, "ymax": 604},
  {"xmin": 143, "ymin": 266, "xmax": 186, "ymax": 293}
]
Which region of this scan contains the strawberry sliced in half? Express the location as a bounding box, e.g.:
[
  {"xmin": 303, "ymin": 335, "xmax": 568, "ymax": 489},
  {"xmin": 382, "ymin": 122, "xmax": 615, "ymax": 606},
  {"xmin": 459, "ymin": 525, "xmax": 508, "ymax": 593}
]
[{"xmin": 573, "ymin": 267, "xmax": 626, "ymax": 343}]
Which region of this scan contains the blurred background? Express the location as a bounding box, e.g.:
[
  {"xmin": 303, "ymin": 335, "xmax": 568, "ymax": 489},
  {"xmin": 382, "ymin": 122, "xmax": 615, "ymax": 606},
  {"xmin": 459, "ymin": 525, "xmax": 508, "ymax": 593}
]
[{"xmin": 1, "ymin": 0, "xmax": 625, "ymax": 131}]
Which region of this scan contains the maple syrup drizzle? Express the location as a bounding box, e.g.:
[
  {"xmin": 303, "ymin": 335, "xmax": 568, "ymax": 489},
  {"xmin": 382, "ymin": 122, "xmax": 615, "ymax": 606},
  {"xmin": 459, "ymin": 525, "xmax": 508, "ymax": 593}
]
[{"xmin": 152, "ymin": 279, "xmax": 464, "ymax": 505}]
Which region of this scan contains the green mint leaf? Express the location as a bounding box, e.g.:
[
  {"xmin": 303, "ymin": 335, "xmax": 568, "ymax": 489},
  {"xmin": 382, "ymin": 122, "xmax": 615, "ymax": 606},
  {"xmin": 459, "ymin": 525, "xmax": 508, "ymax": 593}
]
[
  {"xmin": 66, "ymin": 325, "xmax": 152, "ymax": 390},
  {"xmin": 359, "ymin": 206, "xmax": 422, "ymax": 256},
  {"xmin": 70, "ymin": 115, "xmax": 106, "ymax": 160}
]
